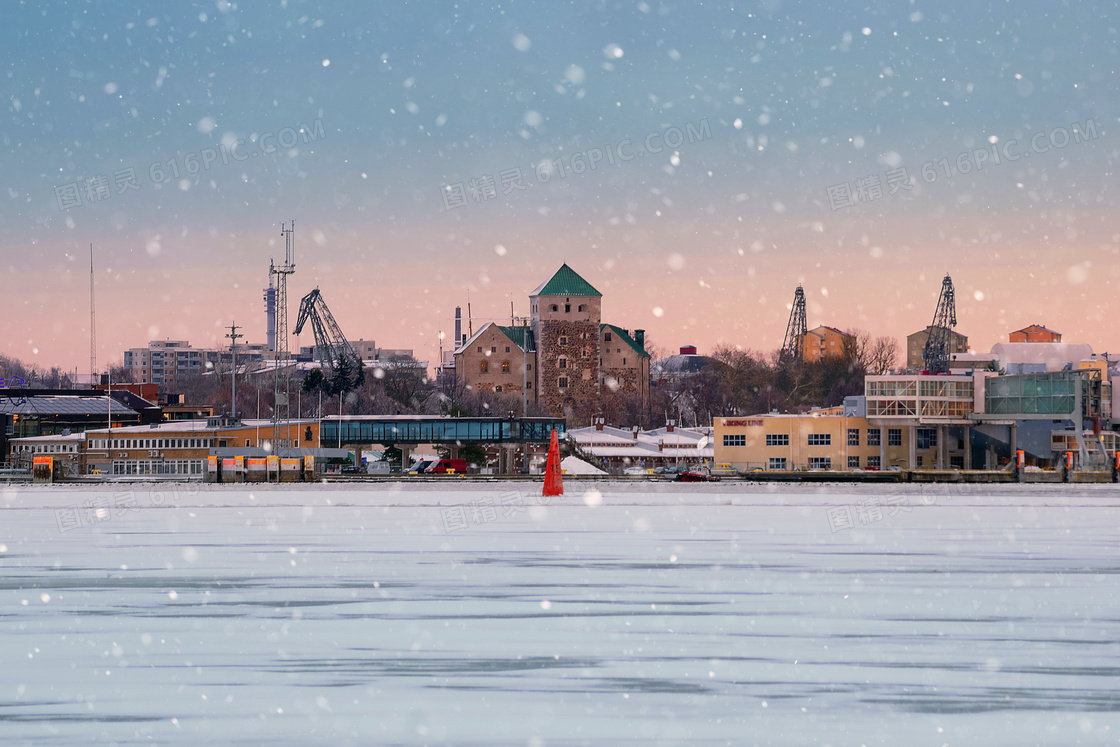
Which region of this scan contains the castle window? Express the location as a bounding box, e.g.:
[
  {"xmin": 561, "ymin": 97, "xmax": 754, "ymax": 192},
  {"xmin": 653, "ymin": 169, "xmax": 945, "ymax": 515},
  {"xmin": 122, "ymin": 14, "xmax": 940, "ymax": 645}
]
[
  {"xmin": 527, "ymin": 382, "xmax": 532, "ymax": 389},
  {"xmin": 505, "ymin": 346, "xmax": 510, "ymax": 353},
  {"xmin": 480, "ymin": 360, "xmax": 489, "ymax": 374},
  {"xmin": 559, "ymin": 336, "xmax": 567, "ymax": 345},
  {"xmin": 578, "ymin": 304, "xmax": 586, "ymax": 312},
  {"xmin": 491, "ymin": 346, "xmax": 497, "ymax": 353},
  {"xmin": 501, "ymin": 361, "xmax": 511, "ymax": 373},
  {"xmin": 558, "ymin": 358, "xmax": 567, "ymax": 369},
  {"xmin": 605, "ymin": 332, "xmax": 612, "ymax": 342},
  {"xmin": 550, "ymin": 304, "xmax": 558, "ymax": 312},
  {"xmin": 623, "ymin": 358, "xmax": 626, "ymax": 365},
  {"xmin": 565, "ymin": 304, "xmax": 570, "ymax": 313},
  {"xmin": 558, "ymin": 377, "xmax": 568, "ymax": 389},
  {"xmin": 495, "ymin": 385, "xmax": 502, "ymax": 393}
]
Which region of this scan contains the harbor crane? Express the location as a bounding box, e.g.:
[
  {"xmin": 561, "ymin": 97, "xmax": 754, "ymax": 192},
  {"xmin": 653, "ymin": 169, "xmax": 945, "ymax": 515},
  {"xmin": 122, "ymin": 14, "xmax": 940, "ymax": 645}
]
[
  {"xmin": 780, "ymin": 285, "xmax": 808, "ymax": 361},
  {"xmin": 294, "ymin": 288, "xmax": 364, "ymax": 392},
  {"xmin": 922, "ymin": 274, "xmax": 957, "ymax": 375}
]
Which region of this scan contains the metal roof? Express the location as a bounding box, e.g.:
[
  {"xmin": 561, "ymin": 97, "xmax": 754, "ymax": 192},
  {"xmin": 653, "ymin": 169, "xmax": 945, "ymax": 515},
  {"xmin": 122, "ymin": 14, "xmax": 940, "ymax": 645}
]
[
  {"xmin": 530, "ymin": 264, "xmax": 602, "ymax": 297},
  {"xmin": 0, "ymin": 395, "xmax": 140, "ymax": 418}
]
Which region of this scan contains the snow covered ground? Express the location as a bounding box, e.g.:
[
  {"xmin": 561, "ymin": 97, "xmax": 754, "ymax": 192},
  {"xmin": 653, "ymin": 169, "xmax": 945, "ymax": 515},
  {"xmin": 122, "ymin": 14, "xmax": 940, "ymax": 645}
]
[{"xmin": 3, "ymin": 480, "xmax": 1120, "ymax": 746}]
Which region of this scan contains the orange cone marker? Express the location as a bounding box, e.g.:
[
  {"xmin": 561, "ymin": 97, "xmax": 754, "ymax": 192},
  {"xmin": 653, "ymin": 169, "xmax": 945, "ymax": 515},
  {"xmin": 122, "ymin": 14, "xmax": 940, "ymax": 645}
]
[{"xmin": 543, "ymin": 428, "xmax": 564, "ymax": 497}]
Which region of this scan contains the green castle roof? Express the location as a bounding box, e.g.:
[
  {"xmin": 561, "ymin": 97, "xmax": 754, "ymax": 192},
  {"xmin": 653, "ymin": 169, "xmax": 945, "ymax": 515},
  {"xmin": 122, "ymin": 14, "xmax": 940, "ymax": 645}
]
[{"xmin": 530, "ymin": 264, "xmax": 602, "ymax": 297}]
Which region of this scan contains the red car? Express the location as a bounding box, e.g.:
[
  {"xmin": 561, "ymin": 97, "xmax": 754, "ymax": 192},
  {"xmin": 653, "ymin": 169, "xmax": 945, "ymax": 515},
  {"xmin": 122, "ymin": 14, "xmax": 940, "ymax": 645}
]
[{"xmin": 676, "ymin": 470, "xmax": 720, "ymax": 482}]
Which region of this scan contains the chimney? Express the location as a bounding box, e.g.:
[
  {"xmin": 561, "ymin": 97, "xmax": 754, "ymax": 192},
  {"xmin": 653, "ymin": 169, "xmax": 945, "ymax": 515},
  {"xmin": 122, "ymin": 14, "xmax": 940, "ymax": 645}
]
[
  {"xmin": 594, "ymin": 416, "xmax": 605, "ymax": 431},
  {"xmin": 666, "ymin": 419, "xmax": 676, "ymax": 433},
  {"xmin": 680, "ymin": 345, "xmax": 697, "ymax": 355},
  {"xmin": 658, "ymin": 439, "xmax": 664, "ymax": 452},
  {"xmin": 454, "ymin": 307, "xmax": 462, "ymax": 348},
  {"xmin": 634, "ymin": 329, "xmax": 645, "ymax": 350},
  {"xmin": 631, "ymin": 425, "xmax": 639, "ymax": 440}
]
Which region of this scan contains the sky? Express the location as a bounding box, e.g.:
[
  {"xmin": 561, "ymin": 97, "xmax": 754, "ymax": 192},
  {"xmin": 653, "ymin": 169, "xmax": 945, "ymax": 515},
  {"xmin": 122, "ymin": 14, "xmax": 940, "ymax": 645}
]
[{"xmin": 2, "ymin": 0, "xmax": 1118, "ymax": 378}]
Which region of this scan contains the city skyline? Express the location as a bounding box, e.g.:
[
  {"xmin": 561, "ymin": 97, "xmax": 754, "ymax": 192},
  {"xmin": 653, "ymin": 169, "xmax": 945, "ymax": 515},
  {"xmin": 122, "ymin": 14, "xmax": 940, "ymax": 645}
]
[{"xmin": 3, "ymin": 2, "xmax": 1117, "ymax": 375}]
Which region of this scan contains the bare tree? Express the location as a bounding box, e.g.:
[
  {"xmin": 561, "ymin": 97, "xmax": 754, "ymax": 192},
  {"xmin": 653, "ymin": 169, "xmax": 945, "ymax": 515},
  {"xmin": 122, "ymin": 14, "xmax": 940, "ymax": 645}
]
[{"xmin": 866, "ymin": 336, "xmax": 899, "ymax": 375}]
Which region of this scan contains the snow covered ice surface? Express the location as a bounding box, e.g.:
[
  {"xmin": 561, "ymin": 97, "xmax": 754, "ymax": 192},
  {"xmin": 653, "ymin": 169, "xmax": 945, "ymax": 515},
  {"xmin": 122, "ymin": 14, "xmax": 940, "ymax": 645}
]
[{"xmin": 3, "ymin": 481, "xmax": 1120, "ymax": 746}]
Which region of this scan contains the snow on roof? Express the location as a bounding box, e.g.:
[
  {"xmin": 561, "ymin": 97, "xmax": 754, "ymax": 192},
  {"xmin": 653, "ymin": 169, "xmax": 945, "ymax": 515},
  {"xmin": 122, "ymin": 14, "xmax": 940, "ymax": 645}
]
[
  {"xmin": 989, "ymin": 342, "xmax": 1094, "ymax": 369},
  {"xmin": 560, "ymin": 456, "xmax": 607, "ymax": 475}
]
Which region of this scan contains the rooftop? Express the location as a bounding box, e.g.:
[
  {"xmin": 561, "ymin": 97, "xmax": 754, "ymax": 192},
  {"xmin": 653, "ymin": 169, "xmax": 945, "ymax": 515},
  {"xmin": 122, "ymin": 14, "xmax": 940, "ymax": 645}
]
[{"xmin": 530, "ymin": 264, "xmax": 602, "ymax": 298}]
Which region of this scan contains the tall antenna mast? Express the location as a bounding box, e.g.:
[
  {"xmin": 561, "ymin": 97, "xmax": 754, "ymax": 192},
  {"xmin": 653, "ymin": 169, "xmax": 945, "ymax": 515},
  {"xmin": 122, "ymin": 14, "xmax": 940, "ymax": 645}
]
[
  {"xmin": 272, "ymin": 220, "xmax": 296, "ymax": 452},
  {"xmin": 90, "ymin": 243, "xmax": 96, "ymax": 385}
]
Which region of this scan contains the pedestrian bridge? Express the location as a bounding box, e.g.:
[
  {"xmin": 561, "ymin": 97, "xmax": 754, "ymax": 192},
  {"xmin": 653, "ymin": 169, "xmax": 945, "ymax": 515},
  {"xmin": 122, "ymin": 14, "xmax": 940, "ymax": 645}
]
[{"xmin": 320, "ymin": 415, "xmax": 565, "ymax": 446}]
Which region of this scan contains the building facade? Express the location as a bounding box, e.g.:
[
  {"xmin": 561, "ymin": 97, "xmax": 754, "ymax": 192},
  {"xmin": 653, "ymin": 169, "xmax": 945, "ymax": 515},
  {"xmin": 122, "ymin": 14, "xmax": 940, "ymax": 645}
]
[
  {"xmin": 124, "ymin": 339, "xmax": 270, "ymax": 387},
  {"xmin": 1010, "ymin": 325, "xmax": 1061, "ymax": 343},
  {"xmin": 906, "ymin": 326, "xmax": 969, "ymax": 369},
  {"xmin": 454, "ymin": 323, "xmax": 534, "ymax": 397},
  {"xmin": 801, "ymin": 326, "xmax": 855, "ymax": 363},
  {"xmin": 455, "ymin": 265, "xmax": 650, "ymax": 418}
]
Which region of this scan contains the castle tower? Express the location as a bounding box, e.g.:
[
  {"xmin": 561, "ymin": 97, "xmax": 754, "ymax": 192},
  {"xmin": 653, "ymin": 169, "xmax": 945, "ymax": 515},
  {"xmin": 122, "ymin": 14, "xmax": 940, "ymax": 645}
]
[{"xmin": 529, "ymin": 264, "xmax": 603, "ymax": 417}]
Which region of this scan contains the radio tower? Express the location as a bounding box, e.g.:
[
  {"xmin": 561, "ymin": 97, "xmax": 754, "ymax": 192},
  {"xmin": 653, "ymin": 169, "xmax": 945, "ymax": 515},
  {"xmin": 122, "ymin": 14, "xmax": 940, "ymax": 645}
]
[
  {"xmin": 90, "ymin": 243, "xmax": 96, "ymax": 385},
  {"xmin": 271, "ymin": 221, "xmax": 296, "ymax": 452}
]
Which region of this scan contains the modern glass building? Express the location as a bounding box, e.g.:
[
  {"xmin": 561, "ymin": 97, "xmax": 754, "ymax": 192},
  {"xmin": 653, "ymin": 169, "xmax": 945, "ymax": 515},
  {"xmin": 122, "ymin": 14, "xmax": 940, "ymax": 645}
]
[{"xmin": 319, "ymin": 416, "xmax": 566, "ymax": 446}]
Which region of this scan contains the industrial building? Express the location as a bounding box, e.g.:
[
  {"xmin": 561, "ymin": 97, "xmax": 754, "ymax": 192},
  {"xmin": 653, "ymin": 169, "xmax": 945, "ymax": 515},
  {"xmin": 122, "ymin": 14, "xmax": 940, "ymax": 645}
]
[{"xmin": 714, "ymin": 350, "xmax": 1116, "ymax": 472}]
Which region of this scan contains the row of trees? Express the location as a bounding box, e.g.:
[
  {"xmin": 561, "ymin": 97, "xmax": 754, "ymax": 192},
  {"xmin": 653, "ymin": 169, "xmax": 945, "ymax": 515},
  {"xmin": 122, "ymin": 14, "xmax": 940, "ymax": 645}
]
[{"xmin": 635, "ymin": 331, "xmax": 899, "ymax": 428}]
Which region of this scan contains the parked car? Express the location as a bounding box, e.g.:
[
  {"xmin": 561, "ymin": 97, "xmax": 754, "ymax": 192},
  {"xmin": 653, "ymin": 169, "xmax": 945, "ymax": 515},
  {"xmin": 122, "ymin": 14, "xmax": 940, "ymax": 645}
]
[
  {"xmin": 623, "ymin": 466, "xmax": 649, "ymax": 476},
  {"xmin": 426, "ymin": 459, "xmax": 467, "ymax": 474},
  {"xmin": 410, "ymin": 460, "xmax": 434, "ymax": 474},
  {"xmin": 677, "ymin": 470, "xmax": 721, "ymax": 482}
]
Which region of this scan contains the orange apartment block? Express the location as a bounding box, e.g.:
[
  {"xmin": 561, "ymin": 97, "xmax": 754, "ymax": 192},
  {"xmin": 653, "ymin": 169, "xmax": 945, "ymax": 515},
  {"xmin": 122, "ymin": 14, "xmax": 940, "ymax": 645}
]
[
  {"xmin": 1010, "ymin": 325, "xmax": 1061, "ymax": 343},
  {"xmin": 801, "ymin": 326, "xmax": 856, "ymax": 363}
]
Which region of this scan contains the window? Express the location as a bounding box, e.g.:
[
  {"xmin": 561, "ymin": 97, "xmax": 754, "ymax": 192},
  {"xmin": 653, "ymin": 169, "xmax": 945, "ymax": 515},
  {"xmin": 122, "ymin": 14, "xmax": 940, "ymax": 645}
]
[
  {"xmin": 867, "ymin": 429, "xmax": 881, "ymax": 447},
  {"xmin": 807, "ymin": 433, "xmax": 831, "ymax": 446},
  {"xmin": 768, "ymin": 457, "xmax": 787, "ymax": 470},
  {"xmin": 950, "ymin": 455, "xmax": 964, "ymax": 469},
  {"xmin": 480, "ymin": 360, "xmax": 489, "ymax": 374},
  {"xmin": 505, "ymin": 346, "xmax": 510, "ymax": 353},
  {"xmin": 559, "ymin": 336, "xmax": 567, "ymax": 345},
  {"xmin": 848, "ymin": 456, "xmax": 860, "ymax": 469},
  {"xmin": 916, "ymin": 427, "xmax": 937, "ymax": 450},
  {"xmin": 558, "ymin": 377, "xmax": 568, "ymax": 389},
  {"xmin": 867, "ymin": 455, "xmax": 881, "ymax": 469},
  {"xmin": 526, "ymin": 364, "xmax": 531, "ymax": 371},
  {"xmin": 847, "ymin": 428, "xmax": 859, "ymax": 447},
  {"xmin": 501, "ymin": 361, "xmax": 511, "ymax": 373},
  {"xmin": 605, "ymin": 332, "xmax": 612, "ymax": 342},
  {"xmin": 564, "ymin": 304, "xmax": 570, "ymax": 313},
  {"xmin": 495, "ymin": 385, "xmax": 502, "ymax": 393},
  {"xmin": 491, "ymin": 346, "xmax": 497, "ymax": 353},
  {"xmin": 765, "ymin": 434, "xmax": 789, "ymax": 446},
  {"xmin": 550, "ymin": 304, "xmax": 558, "ymax": 312},
  {"xmin": 888, "ymin": 428, "xmax": 902, "ymax": 446},
  {"xmin": 809, "ymin": 456, "xmax": 832, "ymax": 470},
  {"xmin": 477, "ymin": 346, "xmax": 482, "ymax": 353},
  {"xmin": 723, "ymin": 434, "xmax": 746, "ymax": 447},
  {"xmin": 558, "ymin": 358, "xmax": 567, "ymax": 369},
  {"xmin": 622, "ymin": 358, "xmax": 626, "ymax": 365},
  {"xmin": 527, "ymin": 382, "xmax": 532, "ymax": 389}
]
